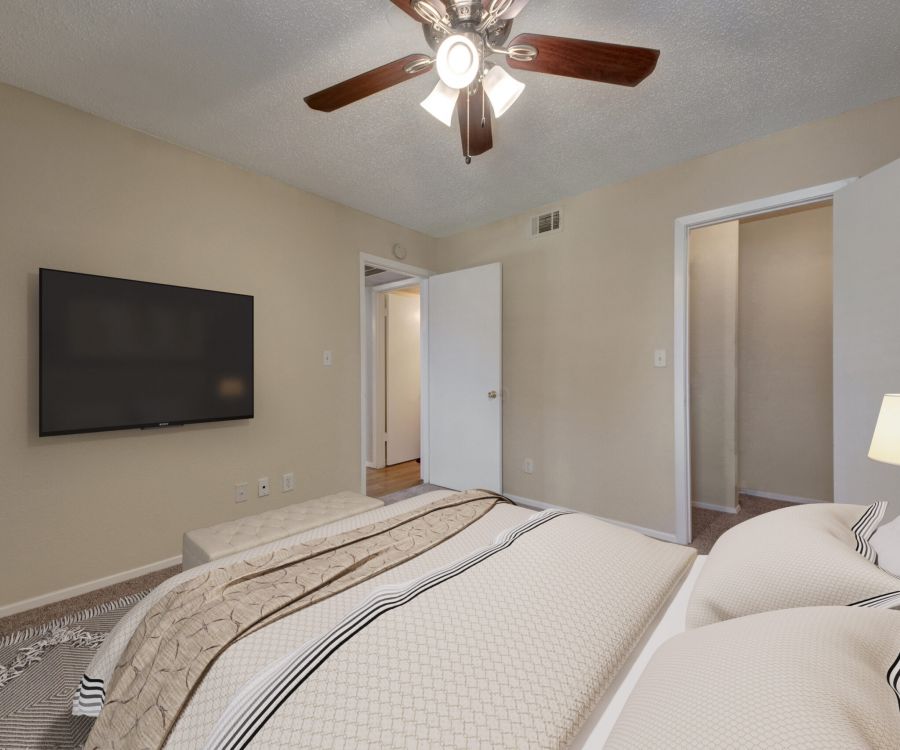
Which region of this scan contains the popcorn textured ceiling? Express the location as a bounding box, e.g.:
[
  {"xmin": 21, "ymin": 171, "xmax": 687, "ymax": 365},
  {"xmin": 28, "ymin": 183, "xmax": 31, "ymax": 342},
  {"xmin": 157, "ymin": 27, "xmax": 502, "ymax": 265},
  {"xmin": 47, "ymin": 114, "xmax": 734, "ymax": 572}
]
[{"xmin": 1, "ymin": 0, "xmax": 899, "ymax": 237}]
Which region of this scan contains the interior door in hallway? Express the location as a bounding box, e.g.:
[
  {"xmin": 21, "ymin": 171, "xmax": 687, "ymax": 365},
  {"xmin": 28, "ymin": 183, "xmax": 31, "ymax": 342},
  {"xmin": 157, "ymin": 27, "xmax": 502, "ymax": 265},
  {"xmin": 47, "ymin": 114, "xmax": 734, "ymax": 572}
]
[
  {"xmin": 427, "ymin": 263, "xmax": 502, "ymax": 492},
  {"xmin": 385, "ymin": 291, "xmax": 421, "ymax": 466}
]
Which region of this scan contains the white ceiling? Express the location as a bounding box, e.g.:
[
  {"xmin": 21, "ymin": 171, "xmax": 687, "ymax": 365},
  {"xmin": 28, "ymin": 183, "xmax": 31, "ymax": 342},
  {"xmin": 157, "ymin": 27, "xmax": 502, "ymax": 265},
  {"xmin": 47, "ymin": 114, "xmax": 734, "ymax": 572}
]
[{"xmin": 1, "ymin": 1, "xmax": 899, "ymax": 237}]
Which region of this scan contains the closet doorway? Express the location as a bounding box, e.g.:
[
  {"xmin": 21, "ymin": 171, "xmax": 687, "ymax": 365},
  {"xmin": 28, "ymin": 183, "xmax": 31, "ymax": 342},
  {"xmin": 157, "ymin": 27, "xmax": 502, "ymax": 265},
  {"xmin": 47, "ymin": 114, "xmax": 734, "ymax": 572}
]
[
  {"xmin": 673, "ymin": 179, "xmax": 854, "ymax": 545},
  {"xmin": 686, "ymin": 203, "xmax": 834, "ymax": 549}
]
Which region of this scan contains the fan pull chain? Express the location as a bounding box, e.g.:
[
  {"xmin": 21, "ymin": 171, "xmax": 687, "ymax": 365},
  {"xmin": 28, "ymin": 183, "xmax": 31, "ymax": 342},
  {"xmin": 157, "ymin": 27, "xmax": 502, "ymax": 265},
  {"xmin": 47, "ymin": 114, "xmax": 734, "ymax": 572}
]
[
  {"xmin": 480, "ymin": 38, "xmax": 487, "ymax": 130},
  {"xmin": 465, "ymin": 87, "xmax": 472, "ymax": 165}
]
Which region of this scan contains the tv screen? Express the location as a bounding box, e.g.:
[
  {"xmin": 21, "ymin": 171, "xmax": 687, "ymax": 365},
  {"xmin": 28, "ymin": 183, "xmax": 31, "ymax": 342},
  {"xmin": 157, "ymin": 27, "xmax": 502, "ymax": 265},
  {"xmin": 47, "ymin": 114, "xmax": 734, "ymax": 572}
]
[{"xmin": 40, "ymin": 269, "xmax": 253, "ymax": 436}]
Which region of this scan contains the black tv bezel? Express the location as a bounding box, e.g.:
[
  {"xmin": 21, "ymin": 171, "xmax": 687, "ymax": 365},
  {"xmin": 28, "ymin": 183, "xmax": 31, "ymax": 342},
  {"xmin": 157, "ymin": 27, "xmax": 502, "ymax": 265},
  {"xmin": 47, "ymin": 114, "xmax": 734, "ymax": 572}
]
[{"xmin": 39, "ymin": 268, "xmax": 254, "ymax": 437}]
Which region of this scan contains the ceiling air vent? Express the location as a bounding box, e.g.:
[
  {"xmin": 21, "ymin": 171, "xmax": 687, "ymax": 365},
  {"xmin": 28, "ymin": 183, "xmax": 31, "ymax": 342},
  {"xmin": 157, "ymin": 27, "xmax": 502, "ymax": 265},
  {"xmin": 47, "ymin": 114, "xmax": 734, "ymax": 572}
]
[{"xmin": 531, "ymin": 209, "xmax": 562, "ymax": 238}]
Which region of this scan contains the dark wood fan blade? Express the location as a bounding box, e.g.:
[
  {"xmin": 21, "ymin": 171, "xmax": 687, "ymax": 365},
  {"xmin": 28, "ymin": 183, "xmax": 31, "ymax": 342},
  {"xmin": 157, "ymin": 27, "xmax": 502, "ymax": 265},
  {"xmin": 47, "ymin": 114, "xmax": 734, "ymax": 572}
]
[
  {"xmin": 457, "ymin": 83, "xmax": 493, "ymax": 158},
  {"xmin": 390, "ymin": 0, "xmax": 444, "ymax": 22},
  {"xmin": 305, "ymin": 55, "xmax": 433, "ymax": 112},
  {"xmin": 507, "ymin": 33, "xmax": 659, "ymax": 87}
]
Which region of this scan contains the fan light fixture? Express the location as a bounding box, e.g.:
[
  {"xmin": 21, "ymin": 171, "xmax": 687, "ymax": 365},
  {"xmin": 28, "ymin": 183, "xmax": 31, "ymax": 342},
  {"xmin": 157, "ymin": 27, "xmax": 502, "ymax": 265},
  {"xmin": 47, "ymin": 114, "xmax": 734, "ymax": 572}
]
[
  {"xmin": 420, "ymin": 80, "xmax": 460, "ymax": 127},
  {"xmin": 483, "ymin": 64, "xmax": 525, "ymax": 118},
  {"xmin": 304, "ymin": 1, "xmax": 662, "ymax": 163},
  {"xmin": 436, "ymin": 34, "xmax": 480, "ymax": 89}
]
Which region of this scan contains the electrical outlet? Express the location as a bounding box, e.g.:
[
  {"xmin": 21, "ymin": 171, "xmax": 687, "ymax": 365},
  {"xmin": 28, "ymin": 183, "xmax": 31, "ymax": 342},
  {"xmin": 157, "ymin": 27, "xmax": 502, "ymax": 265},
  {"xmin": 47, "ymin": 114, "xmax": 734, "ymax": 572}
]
[
  {"xmin": 258, "ymin": 477, "xmax": 270, "ymax": 498},
  {"xmin": 523, "ymin": 458, "xmax": 534, "ymax": 475},
  {"xmin": 234, "ymin": 482, "xmax": 248, "ymax": 503},
  {"xmin": 282, "ymin": 472, "xmax": 295, "ymax": 492}
]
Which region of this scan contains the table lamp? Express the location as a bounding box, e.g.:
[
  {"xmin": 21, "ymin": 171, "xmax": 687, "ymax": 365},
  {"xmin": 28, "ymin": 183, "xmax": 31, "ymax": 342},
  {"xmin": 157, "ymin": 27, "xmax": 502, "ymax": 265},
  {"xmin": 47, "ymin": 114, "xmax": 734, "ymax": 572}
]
[{"xmin": 869, "ymin": 394, "xmax": 900, "ymax": 465}]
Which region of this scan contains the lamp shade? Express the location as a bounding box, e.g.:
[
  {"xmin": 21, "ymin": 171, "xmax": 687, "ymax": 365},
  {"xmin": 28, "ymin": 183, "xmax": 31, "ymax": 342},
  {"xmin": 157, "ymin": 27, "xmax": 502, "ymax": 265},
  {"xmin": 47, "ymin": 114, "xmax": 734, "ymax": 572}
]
[
  {"xmin": 868, "ymin": 394, "xmax": 900, "ymax": 466},
  {"xmin": 420, "ymin": 81, "xmax": 460, "ymax": 127},
  {"xmin": 483, "ymin": 64, "xmax": 525, "ymax": 118},
  {"xmin": 436, "ymin": 35, "xmax": 480, "ymax": 90}
]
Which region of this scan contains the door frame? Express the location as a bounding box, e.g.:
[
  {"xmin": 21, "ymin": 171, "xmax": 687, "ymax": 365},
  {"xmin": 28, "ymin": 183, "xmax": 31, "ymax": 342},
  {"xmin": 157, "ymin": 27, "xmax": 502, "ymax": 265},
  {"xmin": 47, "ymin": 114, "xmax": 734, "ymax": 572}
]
[
  {"xmin": 673, "ymin": 179, "xmax": 855, "ymax": 545},
  {"xmin": 359, "ymin": 253, "xmax": 432, "ymax": 495}
]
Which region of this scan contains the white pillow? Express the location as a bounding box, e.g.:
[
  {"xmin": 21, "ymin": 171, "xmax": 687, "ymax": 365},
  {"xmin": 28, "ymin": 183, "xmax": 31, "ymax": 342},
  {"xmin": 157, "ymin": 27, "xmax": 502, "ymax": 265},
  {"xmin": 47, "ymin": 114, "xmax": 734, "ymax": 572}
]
[
  {"xmin": 686, "ymin": 501, "xmax": 899, "ymax": 628},
  {"xmin": 872, "ymin": 513, "xmax": 900, "ymax": 577},
  {"xmin": 606, "ymin": 606, "xmax": 900, "ymax": 750}
]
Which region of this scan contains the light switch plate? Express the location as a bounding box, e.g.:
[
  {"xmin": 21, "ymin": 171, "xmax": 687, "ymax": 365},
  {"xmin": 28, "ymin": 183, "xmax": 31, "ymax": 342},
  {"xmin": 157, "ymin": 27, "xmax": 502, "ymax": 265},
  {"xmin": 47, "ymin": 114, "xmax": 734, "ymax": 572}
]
[
  {"xmin": 654, "ymin": 349, "xmax": 667, "ymax": 368},
  {"xmin": 258, "ymin": 477, "xmax": 270, "ymax": 498},
  {"xmin": 323, "ymin": 350, "xmax": 333, "ymax": 367},
  {"xmin": 235, "ymin": 482, "xmax": 248, "ymax": 503},
  {"xmin": 282, "ymin": 472, "xmax": 295, "ymax": 492}
]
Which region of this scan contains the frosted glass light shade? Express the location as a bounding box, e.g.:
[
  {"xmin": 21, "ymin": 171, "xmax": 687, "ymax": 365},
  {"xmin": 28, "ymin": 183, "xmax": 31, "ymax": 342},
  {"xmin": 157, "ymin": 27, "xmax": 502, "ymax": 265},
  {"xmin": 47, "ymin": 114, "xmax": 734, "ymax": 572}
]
[
  {"xmin": 483, "ymin": 64, "xmax": 525, "ymax": 118},
  {"xmin": 436, "ymin": 35, "xmax": 480, "ymax": 90},
  {"xmin": 421, "ymin": 81, "xmax": 459, "ymax": 127},
  {"xmin": 869, "ymin": 394, "xmax": 900, "ymax": 466}
]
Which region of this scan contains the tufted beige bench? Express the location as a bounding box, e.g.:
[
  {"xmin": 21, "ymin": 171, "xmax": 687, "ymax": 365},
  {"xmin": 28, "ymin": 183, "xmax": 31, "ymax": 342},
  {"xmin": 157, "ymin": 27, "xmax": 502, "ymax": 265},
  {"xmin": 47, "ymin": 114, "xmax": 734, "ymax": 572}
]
[{"xmin": 182, "ymin": 491, "xmax": 384, "ymax": 569}]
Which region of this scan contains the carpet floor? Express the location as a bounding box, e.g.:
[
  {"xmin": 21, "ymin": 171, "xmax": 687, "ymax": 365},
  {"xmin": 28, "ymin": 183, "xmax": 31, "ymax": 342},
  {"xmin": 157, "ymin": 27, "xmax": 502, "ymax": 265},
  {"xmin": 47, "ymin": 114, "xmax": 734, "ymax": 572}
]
[
  {"xmin": 690, "ymin": 493, "xmax": 792, "ymax": 555},
  {"xmin": 0, "ymin": 566, "xmax": 181, "ymax": 640},
  {"xmin": 379, "ymin": 482, "xmax": 447, "ymax": 505},
  {"xmin": 0, "ymin": 487, "xmax": 789, "ymax": 748}
]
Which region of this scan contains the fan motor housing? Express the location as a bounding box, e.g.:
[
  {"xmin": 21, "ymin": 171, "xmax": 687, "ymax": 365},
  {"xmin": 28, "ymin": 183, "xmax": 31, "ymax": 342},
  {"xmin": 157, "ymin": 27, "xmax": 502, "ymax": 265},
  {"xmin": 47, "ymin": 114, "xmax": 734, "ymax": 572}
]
[
  {"xmin": 422, "ymin": 1, "xmax": 513, "ymax": 51},
  {"xmin": 446, "ymin": 0, "xmax": 481, "ymax": 25}
]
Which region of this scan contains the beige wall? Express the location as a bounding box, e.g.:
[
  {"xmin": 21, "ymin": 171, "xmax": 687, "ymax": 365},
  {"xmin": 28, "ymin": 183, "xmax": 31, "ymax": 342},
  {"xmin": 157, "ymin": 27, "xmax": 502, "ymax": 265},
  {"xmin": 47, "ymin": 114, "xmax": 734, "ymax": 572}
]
[
  {"xmin": 0, "ymin": 83, "xmax": 435, "ymax": 609},
  {"xmin": 689, "ymin": 222, "xmax": 739, "ymax": 510},
  {"xmin": 737, "ymin": 206, "xmax": 834, "ymax": 502},
  {"xmin": 834, "ymin": 157, "xmax": 900, "ymax": 520},
  {"xmin": 432, "ymin": 96, "xmax": 900, "ymax": 534},
  {"xmin": 689, "ymin": 221, "xmax": 739, "ymax": 508}
]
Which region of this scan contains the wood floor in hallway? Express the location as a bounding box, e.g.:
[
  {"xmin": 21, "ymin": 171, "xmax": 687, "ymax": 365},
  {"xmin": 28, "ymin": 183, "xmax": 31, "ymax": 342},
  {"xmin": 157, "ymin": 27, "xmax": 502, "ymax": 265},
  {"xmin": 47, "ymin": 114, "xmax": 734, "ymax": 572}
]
[{"xmin": 366, "ymin": 460, "xmax": 423, "ymax": 498}]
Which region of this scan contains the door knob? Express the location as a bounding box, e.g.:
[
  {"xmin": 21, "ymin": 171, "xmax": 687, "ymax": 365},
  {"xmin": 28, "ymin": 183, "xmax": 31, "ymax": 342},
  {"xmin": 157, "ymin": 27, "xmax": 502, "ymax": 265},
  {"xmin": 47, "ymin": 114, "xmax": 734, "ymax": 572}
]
[{"xmin": 488, "ymin": 390, "xmax": 498, "ymax": 399}]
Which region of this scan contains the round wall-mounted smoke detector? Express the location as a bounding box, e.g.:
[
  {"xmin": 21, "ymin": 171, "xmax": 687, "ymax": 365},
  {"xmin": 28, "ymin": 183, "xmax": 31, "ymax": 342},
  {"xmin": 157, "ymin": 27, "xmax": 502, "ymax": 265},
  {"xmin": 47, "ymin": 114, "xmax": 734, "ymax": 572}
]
[{"xmin": 392, "ymin": 243, "xmax": 408, "ymax": 260}]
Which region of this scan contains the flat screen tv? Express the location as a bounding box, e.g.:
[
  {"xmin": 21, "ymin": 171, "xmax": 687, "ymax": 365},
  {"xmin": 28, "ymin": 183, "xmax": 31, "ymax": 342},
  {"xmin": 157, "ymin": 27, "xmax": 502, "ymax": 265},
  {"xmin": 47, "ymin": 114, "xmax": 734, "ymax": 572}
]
[{"xmin": 40, "ymin": 269, "xmax": 253, "ymax": 436}]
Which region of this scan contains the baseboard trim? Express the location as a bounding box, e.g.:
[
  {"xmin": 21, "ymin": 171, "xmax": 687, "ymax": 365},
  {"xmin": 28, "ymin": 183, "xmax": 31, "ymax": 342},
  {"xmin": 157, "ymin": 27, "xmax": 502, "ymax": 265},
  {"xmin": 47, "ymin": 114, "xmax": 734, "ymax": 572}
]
[
  {"xmin": 692, "ymin": 501, "xmax": 741, "ymax": 515},
  {"xmin": 739, "ymin": 489, "xmax": 827, "ymax": 505},
  {"xmin": 0, "ymin": 554, "xmax": 182, "ymax": 619},
  {"xmin": 506, "ymin": 494, "xmax": 678, "ymax": 544}
]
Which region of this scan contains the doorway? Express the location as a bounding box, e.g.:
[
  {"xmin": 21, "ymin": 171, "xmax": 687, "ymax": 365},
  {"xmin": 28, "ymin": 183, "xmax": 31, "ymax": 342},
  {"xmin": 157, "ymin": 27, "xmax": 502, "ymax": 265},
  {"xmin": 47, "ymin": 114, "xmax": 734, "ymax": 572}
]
[
  {"xmin": 686, "ymin": 202, "xmax": 834, "ymax": 550},
  {"xmin": 360, "ymin": 256, "xmax": 430, "ymax": 499},
  {"xmin": 673, "ymin": 179, "xmax": 855, "ymax": 544},
  {"xmin": 359, "ymin": 255, "xmax": 504, "ymax": 500}
]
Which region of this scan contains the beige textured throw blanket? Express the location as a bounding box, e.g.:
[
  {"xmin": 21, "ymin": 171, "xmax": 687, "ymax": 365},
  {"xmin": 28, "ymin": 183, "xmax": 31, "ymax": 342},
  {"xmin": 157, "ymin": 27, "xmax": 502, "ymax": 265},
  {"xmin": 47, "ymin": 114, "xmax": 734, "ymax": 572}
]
[{"xmin": 86, "ymin": 490, "xmax": 507, "ymax": 750}]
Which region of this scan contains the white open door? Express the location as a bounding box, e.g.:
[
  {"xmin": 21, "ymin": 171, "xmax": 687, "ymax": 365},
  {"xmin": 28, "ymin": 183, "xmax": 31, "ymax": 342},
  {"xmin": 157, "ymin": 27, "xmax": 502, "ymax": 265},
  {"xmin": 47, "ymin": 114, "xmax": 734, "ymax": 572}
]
[
  {"xmin": 427, "ymin": 263, "xmax": 502, "ymax": 492},
  {"xmin": 385, "ymin": 291, "xmax": 421, "ymax": 465},
  {"xmin": 834, "ymin": 157, "xmax": 900, "ymax": 520}
]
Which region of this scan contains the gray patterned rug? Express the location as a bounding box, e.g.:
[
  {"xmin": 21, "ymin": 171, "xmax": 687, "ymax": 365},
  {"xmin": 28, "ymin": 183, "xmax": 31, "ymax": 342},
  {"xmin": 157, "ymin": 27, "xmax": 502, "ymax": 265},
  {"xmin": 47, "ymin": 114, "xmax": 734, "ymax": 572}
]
[{"xmin": 0, "ymin": 593, "xmax": 145, "ymax": 749}]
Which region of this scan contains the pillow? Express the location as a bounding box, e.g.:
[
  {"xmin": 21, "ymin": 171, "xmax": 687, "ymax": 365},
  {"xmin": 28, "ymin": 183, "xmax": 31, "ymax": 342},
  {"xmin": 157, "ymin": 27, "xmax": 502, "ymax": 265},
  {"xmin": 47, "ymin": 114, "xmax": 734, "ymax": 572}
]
[
  {"xmin": 605, "ymin": 606, "xmax": 900, "ymax": 750},
  {"xmin": 872, "ymin": 513, "xmax": 900, "ymax": 577},
  {"xmin": 687, "ymin": 502, "xmax": 898, "ymax": 628}
]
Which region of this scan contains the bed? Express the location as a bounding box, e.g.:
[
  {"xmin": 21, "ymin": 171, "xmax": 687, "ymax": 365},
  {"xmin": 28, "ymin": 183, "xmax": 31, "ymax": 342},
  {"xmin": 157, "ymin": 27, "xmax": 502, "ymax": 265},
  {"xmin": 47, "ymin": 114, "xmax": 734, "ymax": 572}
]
[{"xmin": 76, "ymin": 490, "xmax": 700, "ymax": 748}]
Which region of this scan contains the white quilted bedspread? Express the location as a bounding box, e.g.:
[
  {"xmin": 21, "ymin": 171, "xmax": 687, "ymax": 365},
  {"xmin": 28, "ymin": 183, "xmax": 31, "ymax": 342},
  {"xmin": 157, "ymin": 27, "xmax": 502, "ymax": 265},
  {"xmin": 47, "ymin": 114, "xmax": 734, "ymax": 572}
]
[{"xmin": 83, "ymin": 493, "xmax": 695, "ymax": 749}]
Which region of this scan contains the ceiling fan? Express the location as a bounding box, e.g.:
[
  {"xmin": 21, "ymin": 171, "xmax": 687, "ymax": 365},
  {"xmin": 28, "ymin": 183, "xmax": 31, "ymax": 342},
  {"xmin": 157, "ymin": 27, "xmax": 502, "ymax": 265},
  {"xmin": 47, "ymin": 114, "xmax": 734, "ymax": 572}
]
[{"xmin": 304, "ymin": 0, "xmax": 659, "ymax": 163}]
